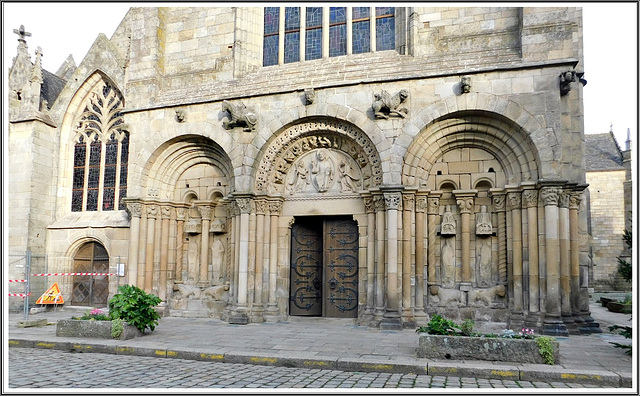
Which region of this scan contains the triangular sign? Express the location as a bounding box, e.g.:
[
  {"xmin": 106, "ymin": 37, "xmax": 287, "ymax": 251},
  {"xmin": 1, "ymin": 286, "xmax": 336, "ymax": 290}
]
[{"xmin": 35, "ymin": 282, "xmax": 64, "ymax": 305}]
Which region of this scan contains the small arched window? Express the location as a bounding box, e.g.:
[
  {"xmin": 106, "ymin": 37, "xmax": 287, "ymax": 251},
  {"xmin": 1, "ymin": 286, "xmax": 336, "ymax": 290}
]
[{"xmin": 71, "ymin": 79, "xmax": 128, "ymax": 212}]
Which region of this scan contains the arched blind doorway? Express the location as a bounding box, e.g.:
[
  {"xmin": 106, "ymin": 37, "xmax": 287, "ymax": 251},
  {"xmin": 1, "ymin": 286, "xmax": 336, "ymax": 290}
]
[{"xmin": 71, "ymin": 242, "xmax": 110, "ymax": 307}]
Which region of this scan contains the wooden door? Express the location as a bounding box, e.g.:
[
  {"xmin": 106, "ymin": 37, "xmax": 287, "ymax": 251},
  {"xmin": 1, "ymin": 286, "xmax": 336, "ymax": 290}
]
[
  {"xmin": 71, "ymin": 242, "xmax": 110, "ymax": 307},
  {"xmin": 289, "ymin": 217, "xmax": 358, "ymax": 318}
]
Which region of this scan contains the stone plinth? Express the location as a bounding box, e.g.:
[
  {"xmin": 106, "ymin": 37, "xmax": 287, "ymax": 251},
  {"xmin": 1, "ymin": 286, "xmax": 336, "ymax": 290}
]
[
  {"xmin": 417, "ymin": 334, "xmax": 560, "ymax": 364},
  {"xmin": 56, "ymin": 319, "xmax": 143, "ymax": 340}
]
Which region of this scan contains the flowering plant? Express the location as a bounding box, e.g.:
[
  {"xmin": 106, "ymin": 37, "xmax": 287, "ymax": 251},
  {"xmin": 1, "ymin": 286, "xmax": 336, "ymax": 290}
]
[{"xmin": 73, "ymin": 308, "xmax": 110, "ymax": 321}]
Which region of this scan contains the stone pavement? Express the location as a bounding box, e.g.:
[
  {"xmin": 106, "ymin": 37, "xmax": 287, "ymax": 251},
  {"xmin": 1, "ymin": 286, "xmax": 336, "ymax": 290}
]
[{"xmin": 6, "ymin": 302, "xmax": 635, "ymax": 389}]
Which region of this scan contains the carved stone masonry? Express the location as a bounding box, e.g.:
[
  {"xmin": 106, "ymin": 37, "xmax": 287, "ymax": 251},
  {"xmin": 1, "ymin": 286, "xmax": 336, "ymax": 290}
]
[
  {"xmin": 255, "ymin": 199, "xmax": 268, "ymax": 215},
  {"xmin": 146, "ymin": 204, "xmax": 159, "ymax": 219},
  {"xmin": 460, "ymin": 76, "xmax": 471, "ymax": 94},
  {"xmin": 372, "ymin": 89, "xmax": 409, "ymax": 119},
  {"xmin": 441, "ymin": 205, "xmax": 456, "ymax": 236},
  {"xmin": 374, "ymin": 195, "xmax": 386, "ymax": 212},
  {"xmin": 456, "ymin": 197, "xmax": 474, "ymax": 214},
  {"xmin": 559, "ymin": 70, "xmax": 576, "ymax": 96},
  {"xmin": 197, "ymin": 206, "xmax": 213, "ymax": 220},
  {"xmin": 427, "ymin": 197, "xmax": 440, "ymax": 215},
  {"xmin": 558, "ymin": 191, "xmax": 570, "ymax": 209},
  {"xmin": 236, "ymin": 198, "xmax": 253, "ymax": 214},
  {"xmin": 304, "ymin": 88, "xmax": 315, "ymax": 105},
  {"xmin": 161, "ymin": 206, "xmax": 172, "ymax": 220},
  {"xmin": 364, "ymin": 197, "xmax": 376, "ymax": 214},
  {"xmin": 176, "ymin": 207, "xmax": 186, "ymax": 221},
  {"xmin": 222, "ymin": 100, "xmax": 257, "ymax": 132},
  {"xmin": 268, "ymin": 200, "xmax": 282, "ymax": 215},
  {"xmin": 126, "ymin": 202, "xmax": 143, "ymax": 218},
  {"xmin": 540, "ymin": 187, "xmax": 560, "ymax": 206},
  {"xmin": 403, "ymin": 194, "xmax": 415, "ymax": 211},
  {"xmin": 507, "ymin": 192, "xmax": 521, "ymax": 211},
  {"xmin": 522, "ymin": 190, "xmax": 538, "ymax": 208},
  {"xmin": 384, "ymin": 193, "xmax": 402, "ymax": 210},
  {"xmin": 492, "ymin": 194, "xmax": 506, "ymax": 212},
  {"xmin": 569, "ymin": 192, "xmax": 583, "ymax": 210},
  {"xmin": 415, "ymin": 196, "xmax": 427, "ymax": 213},
  {"xmin": 475, "ymin": 205, "xmax": 493, "ymax": 236}
]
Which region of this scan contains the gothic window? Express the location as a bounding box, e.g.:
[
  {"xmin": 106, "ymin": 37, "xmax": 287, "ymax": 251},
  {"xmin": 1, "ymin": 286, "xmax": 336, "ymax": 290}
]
[
  {"xmin": 263, "ymin": 6, "xmax": 396, "ymax": 67},
  {"xmin": 71, "ymin": 80, "xmax": 127, "ymax": 212}
]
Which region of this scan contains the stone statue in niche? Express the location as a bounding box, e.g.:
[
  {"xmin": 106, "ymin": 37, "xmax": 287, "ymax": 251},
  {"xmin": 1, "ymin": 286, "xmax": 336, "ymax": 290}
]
[
  {"xmin": 440, "ymin": 236, "xmax": 456, "ymax": 288},
  {"xmin": 221, "ymin": 100, "xmax": 257, "ymax": 132},
  {"xmin": 338, "ymin": 158, "xmax": 360, "ymax": 193},
  {"xmin": 210, "ymin": 237, "xmax": 225, "ymax": 285},
  {"xmin": 475, "ymin": 205, "xmax": 492, "ymax": 235},
  {"xmin": 287, "ymin": 160, "xmax": 310, "ymax": 194},
  {"xmin": 372, "ymin": 89, "xmax": 409, "ymax": 119},
  {"xmin": 311, "ymin": 149, "xmax": 335, "ymax": 192},
  {"xmin": 187, "ymin": 237, "xmax": 200, "ymax": 281},
  {"xmin": 475, "ymin": 237, "xmax": 492, "ymax": 287},
  {"xmin": 441, "ymin": 205, "xmax": 456, "ymax": 236}
]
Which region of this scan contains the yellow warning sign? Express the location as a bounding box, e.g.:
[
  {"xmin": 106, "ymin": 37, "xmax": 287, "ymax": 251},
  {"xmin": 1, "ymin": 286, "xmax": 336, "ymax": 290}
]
[{"xmin": 35, "ymin": 282, "xmax": 64, "ymax": 305}]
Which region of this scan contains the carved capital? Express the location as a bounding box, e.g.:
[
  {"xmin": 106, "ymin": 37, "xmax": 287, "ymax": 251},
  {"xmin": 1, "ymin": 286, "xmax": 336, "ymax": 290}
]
[
  {"xmin": 126, "ymin": 202, "xmax": 143, "ymax": 218},
  {"xmin": 456, "ymin": 196, "xmax": 474, "ymax": 214},
  {"xmin": 415, "ymin": 196, "xmax": 427, "ymax": 213},
  {"xmin": 558, "ymin": 191, "xmax": 570, "ymax": 208},
  {"xmin": 506, "ymin": 192, "xmax": 521, "ymax": 211},
  {"xmin": 522, "ymin": 190, "xmax": 538, "ymax": 208},
  {"xmin": 363, "ymin": 197, "xmax": 375, "ymax": 213},
  {"xmin": 492, "ymin": 194, "xmax": 506, "ymax": 212},
  {"xmin": 569, "ymin": 192, "xmax": 583, "ymax": 210},
  {"xmin": 403, "ymin": 194, "xmax": 415, "ymax": 211},
  {"xmin": 427, "ymin": 197, "xmax": 440, "ymax": 215},
  {"xmin": 373, "ymin": 195, "xmax": 386, "ymax": 212},
  {"xmin": 268, "ymin": 200, "xmax": 282, "ymax": 215},
  {"xmin": 540, "ymin": 187, "xmax": 560, "ymax": 206},
  {"xmin": 198, "ymin": 205, "xmax": 213, "ymax": 220},
  {"xmin": 161, "ymin": 206, "xmax": 172, "ymax": 220},
  {"xmin": 176, "ymin": 207, "xmax": 186, "ymax": 221},
  {"xmin": 384, "ymin": 192, "xmax": 402, "ymax": 210},
  {"xmin": 255, "ymin": 199, "xmax": 268, "ymax": 215},
  {"xmin": 236, "ymin": 198, "xmax": 253, "ymax": 214},
  {"xmin": 146, "ymin": 204, "xmax": 158, "ymax": 219}
]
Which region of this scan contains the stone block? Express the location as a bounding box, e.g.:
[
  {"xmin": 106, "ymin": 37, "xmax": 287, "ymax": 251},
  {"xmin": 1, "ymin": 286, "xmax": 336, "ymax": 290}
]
[{"xmin": 56, "ymin": 319, "xmax": 143, "ymax": 340}]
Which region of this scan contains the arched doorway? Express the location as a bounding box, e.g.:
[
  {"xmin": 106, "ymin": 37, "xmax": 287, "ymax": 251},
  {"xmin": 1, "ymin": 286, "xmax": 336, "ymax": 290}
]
[
  {"xmin": 289, "ymin": 216, "xmax": 358, "ymax": 318},
  {"xmin": 71, "ymin": 242, "xmax": 110, "ymax": 307}
]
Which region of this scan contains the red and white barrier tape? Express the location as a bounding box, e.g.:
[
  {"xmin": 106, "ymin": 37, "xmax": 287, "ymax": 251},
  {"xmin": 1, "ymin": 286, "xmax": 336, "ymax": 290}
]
[
  {"xmin": 8, "ymin": 293, "xmax": 31, "ymax": 297},
  {"xmin": 30, "ymin": 273, "xmax": 115, "ymax": 277},
  {"xmin": 9, "ymin": 279, "xmax": 27, "ymax": 282}
]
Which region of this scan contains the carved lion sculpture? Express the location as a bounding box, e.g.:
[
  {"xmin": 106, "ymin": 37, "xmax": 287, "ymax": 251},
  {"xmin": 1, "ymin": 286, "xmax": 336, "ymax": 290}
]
[
  {"xmin": 372, "ymin": 89, "xmax": 409, "ymax": 119},
  {"xmin": 222, "ymin": 100, "xmax": 257, "ymax": 132}
]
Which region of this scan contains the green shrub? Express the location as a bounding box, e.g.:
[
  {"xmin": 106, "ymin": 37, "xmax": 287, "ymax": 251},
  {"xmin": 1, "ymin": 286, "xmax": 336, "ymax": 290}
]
[
  {"xmin": 416, "ymin": 314, "xmax": 460, "ymax": 335},
  {"xmin": 617, "ymin": 229, "xmax": 632, "ymax": 282},
  {"xmin": 609, "ymin": 324, "xmax": 632, "ymax": 355},
  {"xmin": 536, "ymin": 336, "xmax": 556, "ymax": 365},
  {"xmin": 111, "ymin": 318, "xmax": 125, "ymax": 339},
  {"xmin": 108, "ymin": 284, "xmax": 162, "ymax": 333},
  {"xmin": 460, "ymin": 319, "xmax": 475, "ymax": 336}
]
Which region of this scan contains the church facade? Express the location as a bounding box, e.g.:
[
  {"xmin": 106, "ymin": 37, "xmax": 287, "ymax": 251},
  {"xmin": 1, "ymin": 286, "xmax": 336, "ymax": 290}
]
[{"xmin": 8, "ymin": 6, "xmax": 596, "ymax": 335}]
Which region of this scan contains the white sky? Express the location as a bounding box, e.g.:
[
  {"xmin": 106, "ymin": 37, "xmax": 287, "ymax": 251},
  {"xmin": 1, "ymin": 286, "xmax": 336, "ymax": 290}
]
[{"xmin": 2, "ymin": 2, "xmax": 638, "ymax": 147}]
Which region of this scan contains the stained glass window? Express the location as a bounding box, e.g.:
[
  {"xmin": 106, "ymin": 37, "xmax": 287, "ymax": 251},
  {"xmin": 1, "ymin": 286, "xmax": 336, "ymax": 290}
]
[
  {"xmin": 263, "ymin": 7, "xmax": 280, "ymax": 66},
  {"xmin": 376, "ymin": 7, "xmax": 395, "ymax": 51},
  {"xmin": 284, "ymin": 7, "xmax": 300, "ymax": 63},
  {"xmin": 305, "ymin": 7, "xmax": 322, "ymax": 60},
  {"xmin": 352, "ymin": 7, "xmax": 371, "ymax": 54},
  {"xmin": 71, "ymin": 79, "xmax": 127, "ymax": 212},
  {"xmin": 329, "ymin": 7, "xmax": 347, "ymax": 57}
]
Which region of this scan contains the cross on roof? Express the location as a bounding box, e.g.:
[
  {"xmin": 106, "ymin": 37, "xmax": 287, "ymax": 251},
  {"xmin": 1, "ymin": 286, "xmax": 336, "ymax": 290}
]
[{"xmin": 13, "ymin": 25, "xmax": 31, "ymax": 41}]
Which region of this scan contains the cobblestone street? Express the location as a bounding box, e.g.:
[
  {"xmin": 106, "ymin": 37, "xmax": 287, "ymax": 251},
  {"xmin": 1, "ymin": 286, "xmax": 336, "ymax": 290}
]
[{"xmin": 8, "ymin": 348, "xmax": 608, "ymax": 390}]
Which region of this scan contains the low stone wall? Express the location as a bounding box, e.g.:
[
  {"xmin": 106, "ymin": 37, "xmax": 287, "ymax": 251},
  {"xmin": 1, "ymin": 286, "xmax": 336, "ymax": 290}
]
[
  {"xmin": 417, "ymin": 334, "xmax": 560, "ymax": 365},
  {"xmin": 56, "ymin": 319, "xmax": 143, "ymax": 340}
]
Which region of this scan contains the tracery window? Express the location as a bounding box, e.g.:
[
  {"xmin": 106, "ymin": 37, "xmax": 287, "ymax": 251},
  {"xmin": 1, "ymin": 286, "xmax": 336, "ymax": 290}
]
[
  {"xmin": 263, "ymin": 6, "xmax": 395, "ymax": 67},
  {"xmin": 71, "ymin": 80, "xmax": 128, "ymax": 212}
]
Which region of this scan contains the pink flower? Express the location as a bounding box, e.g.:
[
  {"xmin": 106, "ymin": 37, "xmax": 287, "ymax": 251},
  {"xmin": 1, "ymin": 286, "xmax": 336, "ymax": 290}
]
[{"xmin": 90, "ymin": 308, "xmax": 103, "ymax": 316}]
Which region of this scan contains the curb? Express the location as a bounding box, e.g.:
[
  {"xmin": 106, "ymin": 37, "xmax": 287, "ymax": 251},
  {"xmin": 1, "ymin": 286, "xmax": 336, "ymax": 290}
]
[{"xmin": 8, "ymin": 338, "xmax": 629, "ymax": 388}]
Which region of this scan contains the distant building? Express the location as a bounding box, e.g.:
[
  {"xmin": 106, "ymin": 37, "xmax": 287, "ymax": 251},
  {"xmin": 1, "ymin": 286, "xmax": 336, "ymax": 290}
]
[{"xmin": 585, "ymin": 129, "xmax": 632, "ymax": 292}]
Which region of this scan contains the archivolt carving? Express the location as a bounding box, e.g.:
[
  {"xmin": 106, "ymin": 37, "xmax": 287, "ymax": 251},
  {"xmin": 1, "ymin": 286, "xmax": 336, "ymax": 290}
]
[{"xmin": 256, "ymin": 120, "xmax": 382, "ymax": 194}]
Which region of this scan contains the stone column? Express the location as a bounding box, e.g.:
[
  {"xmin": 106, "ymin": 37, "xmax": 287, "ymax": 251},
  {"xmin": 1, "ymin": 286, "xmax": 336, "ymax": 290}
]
[
  {"xmin": 363, "ymin": 196, "xmax": 376, "ymax": 320},
  {"xmin": 427, "ymin": 193, "xmax": 441, "ymax": 297},
  {"xmin": 558, "ymin": 190, "xmax": 577, "ymax": 333},
  {"xmin": 125, "ymin": 201, "xmax": 142, "ymax": 287},
  {"xmin": 373, "ymin": 194, "xmax": 386, "ymax": 323},
  {"xmin": 167, "ymin": 207, "xmax": 177, "ymax": 283},
  {"xmin": 266, "ymin": 200, "xmax": 282, "ymax": 318},
  {"xmin": 198, "ymin": 205, "xmax": 212, "ymax": 287},
  {"xmin": 175, "ymin": 208, "xmax": 186, "ymax": 283},
  {"xmin": 507, "ymin": 190, "xmax": 524, "ymax": 327},
  {"xmin": 159, "ymin": 206, "xmax": 171, "ymax": 302},
  {"xmin": 540, "ymin": 185, "xmax": 568, "ymax": 336},
  {"xmin": 252, "ymin": 199, "xmax": 268, "ymax": 322},
  {"xmin": 414, "ymin": 194, "xmax": 427, "ymax": 324},
  {"xmin": 401, "ymin": 193, "xmax": 415, "ymax": 327},
  {"xmin": 454, "ymin": 191, "xmax": 475, "ymax": 287},
  {"xmin": 137, "ymin": 206, "xmax": 148, "ymax": 288},
  {"xmin": 381, "ymin": 191, "xmax": 402, "ymax": 330},
  {"xmin": 144, "ymin": 204, "xmax": 158, "ymax": 293},
  {"xmin": 491, "ymin": 191, "xmax": 507, "ymax": 284},
  {"xmin": 229, "ymin": 198, "xmax": 252, "ymax": 324},
  {"xmin": 522, "ymin": 189, "xmax": 540, "ymax": 327},
  {"xmin": 569, "ymin": 190, "xmax": 585, "ymax": 331}
]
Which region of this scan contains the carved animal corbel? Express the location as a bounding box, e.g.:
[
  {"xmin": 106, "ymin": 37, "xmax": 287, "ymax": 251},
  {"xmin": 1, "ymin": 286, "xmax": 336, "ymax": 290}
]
[
  {"xmin": 372, "ymin": 89, "xmax": 409, "ymax": 119},
  {"xmin": 460, "ymin": 76, "xmax": 471, "ymax": 94},
  {"xmin": 304, "ymin": 88, "xmax": 315, "ymax": 105},
  {"xmin": 175, "ymin": 109, "xmax": 186, "ymax": 123},
  {"xmin": 559, "ymin": 70, "xmax": 576, "ymax": 96},
  {"xmin": 222, "ymin": 100, "xmax": 258, "ymax": 132}
]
